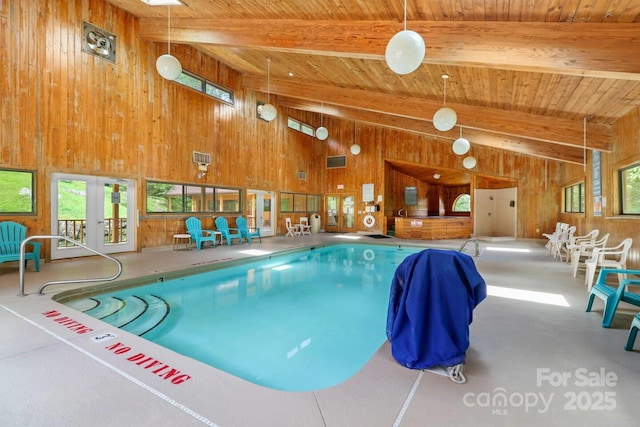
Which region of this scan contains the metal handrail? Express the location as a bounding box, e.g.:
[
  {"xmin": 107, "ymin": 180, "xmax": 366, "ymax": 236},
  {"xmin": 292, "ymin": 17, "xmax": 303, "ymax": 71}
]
[
  {"xmin": 459, "ymin": 238, "xmax": 480, "ymax": 257},
  {"xmin": 18, "ymin": 235, "xmax": 123, "ymax": 296}
]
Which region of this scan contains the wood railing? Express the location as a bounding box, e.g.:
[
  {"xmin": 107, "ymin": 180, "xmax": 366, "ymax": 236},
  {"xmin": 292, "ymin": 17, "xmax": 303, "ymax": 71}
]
[{"xmin": 57, "ymin": 218, "xmax": 127, "ymax": 246}]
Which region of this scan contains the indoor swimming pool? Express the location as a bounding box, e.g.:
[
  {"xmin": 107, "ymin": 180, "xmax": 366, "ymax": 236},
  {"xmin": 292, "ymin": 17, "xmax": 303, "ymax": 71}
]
[{"xmin": 59, "ymin": 243, "xmax": 424, "ymax": 391}]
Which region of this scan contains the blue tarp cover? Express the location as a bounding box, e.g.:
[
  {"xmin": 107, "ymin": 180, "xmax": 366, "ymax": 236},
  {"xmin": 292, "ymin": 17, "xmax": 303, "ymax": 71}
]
[{"xmin": 386, "ymin": 249, "xmax": 487, "ymax": 369}]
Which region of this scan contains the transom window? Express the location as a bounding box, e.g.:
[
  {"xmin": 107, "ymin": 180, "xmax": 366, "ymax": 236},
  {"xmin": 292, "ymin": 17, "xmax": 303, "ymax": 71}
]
[
  {"xmin": 287, "ymin": 117, "xmax": 316, "ymax": 137},
  {"xmin": 564, "ymin": 182, "xmax": 585, "ymax": 213},
  {"xmin": 174, "ymin": 70, "xmax": 234, "ymax": 106},
  {"xmin": 620, "ymin": 163, "xmax": 640, "ymax": 214}
]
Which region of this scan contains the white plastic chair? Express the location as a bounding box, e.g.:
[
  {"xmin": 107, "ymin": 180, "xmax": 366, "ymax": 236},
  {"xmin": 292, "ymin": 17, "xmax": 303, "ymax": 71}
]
[
  {"xmin": 584, "ymin": 238, "xmax": 633, "ymax": 291},
  {"xmin": 285, "ymin": 218, "xmax": 300, "ymax": 237},
  {"xmin": 571, "ymin": 232, "xmax": 609, "ymax": 277},
  {"xmin": 298, "ymin": 217, "xmax": 312, "ymax": 235},
  {"xmin": 565, "ymin": 229, "xmax": 599, "ymax": 264},
  {"xmin": 548, "ymin": 225, "xmax": 575, "ymax": 261},
  {"xmin": 543, "ymin": 222, "xmax": 568, "ymax": 254}
]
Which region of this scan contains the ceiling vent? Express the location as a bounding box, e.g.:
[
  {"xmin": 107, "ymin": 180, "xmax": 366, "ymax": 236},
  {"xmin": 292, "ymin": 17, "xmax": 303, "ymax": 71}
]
[
  {"xmin": 326, "ymin": 155, "xmax": 347, "ymax": 169},
  {"xmin": 82, "ymin": 22, "xmax": 116, "ymax": 63}
]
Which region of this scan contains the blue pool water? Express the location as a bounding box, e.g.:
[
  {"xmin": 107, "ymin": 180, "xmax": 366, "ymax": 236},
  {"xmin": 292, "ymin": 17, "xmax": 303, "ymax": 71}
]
[{"xmin": 63, "ymin": 244, "xmax": 423, "ymax": 391}]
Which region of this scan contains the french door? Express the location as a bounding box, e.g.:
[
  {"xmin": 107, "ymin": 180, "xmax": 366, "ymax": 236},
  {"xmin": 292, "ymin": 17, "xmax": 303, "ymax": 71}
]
[
  {"xmin": 246, "ymin": 189, "xmax": 275, "ymax": 237},
  {"xmin": 51, "ymin": 173, "xmax": 135, "ymax": 260},
  {"xmin": 325, "ymin": 193, "xmax": 356, "ymax": 233}
]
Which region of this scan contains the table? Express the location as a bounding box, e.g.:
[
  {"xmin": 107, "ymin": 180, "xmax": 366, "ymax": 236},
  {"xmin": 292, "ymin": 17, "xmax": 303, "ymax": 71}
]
[{"xmin": 173, "ymin": 233, "xmax": 192, "ymax": 251}]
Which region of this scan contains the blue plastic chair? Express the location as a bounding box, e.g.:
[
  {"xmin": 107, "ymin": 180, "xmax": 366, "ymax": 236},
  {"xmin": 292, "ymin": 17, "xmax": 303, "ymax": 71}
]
[
  {"xmin": 214, "ymin": 217, "xmax": 243, "ymax": 246},
  {"xmin": 586, "ymin": 268, "xmax": 640, "ymax": 328},
  {"xmin": 625, "ymin": 313, "xmax": 640, "ymax": 351},
  {"xmin": 0, "ymin": 221, "xmax": 41, "ymax": 271},
  {"xmin": 185, "ymin": 217, "xmax": 217, "ymax": 250},
  {"xmin": 235, "ymin": 216, "xmax": 261, "ymax": 244}
]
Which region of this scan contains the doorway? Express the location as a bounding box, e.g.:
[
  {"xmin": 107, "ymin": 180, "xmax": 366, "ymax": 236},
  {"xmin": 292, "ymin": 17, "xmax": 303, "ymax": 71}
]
[
  {"xmin": 325, "ymin": 193, "xmax": 357, "ymax": 233},
  {"xmin": 51, "ymin": 173, "xmax": 135, "ymax": 259},
  {"xmin": 246, "ymin": 190, "xmax": 275, "ymax": 237},
  {"xmin": 473, "ymin": 187, "xmax": 517, "ymax": 240}
]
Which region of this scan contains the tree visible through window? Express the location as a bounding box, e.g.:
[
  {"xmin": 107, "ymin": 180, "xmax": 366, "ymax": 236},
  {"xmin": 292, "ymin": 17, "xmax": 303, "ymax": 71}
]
[
  {"xmin": 453, "ymin": 194, "xmax": 471, "ymax": 212},
  {"xmin": 621, "ymin": 164, "xmax": 640, "ymax": 214}
]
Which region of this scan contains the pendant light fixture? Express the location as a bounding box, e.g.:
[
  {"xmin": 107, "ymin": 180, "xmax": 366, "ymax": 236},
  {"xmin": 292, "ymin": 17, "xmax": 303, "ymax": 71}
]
[
  {"xmin": 452, "ymin": 126, "xmax": 470, "ymax": 155},
  {"xmin": 155, "ymin": 5, "xmax": 182, "ymax": 80},
  {"xmin": 350, "ymin": 121, "xmax": 361, "ymax": 155},
  {"xmin": 316, "ymin": 103, "xmax": 329, "ymax": 140},
  {"xmin": 433, "ymin": 74, "xmax": 457, "ymax": 131},
  {"xmin": 463, "ymin": 156, "xmax": 477, "ymax": 169},
  {"xmin": 258, "ymin": 58, "xmax": 277, "ymax": 122},
  {"xmin": 385, "ymin": 0, "xmax": 425, "ymax": 75}
]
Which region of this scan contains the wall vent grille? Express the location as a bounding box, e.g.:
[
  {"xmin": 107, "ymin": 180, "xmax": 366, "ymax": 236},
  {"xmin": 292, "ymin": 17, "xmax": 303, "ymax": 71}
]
[
  {"xmin": 193, "ymin": 151, "xmax": 211, "ymax": 165},
  {"xmin": 326, "ymin": 155, "xmax": 347, "ymax": 169}
]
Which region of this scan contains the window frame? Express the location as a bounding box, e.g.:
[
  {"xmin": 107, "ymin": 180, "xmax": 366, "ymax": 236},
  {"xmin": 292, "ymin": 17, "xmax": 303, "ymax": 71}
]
[
  {"xmin": 279, "ymin": 192, "xmax": 321, "ymax": 213},
  {"xmin": 619, "ymin": 163, "xmax": 640, "ymax": 215},
  {"xmin": 0, "ymin": 168, "xmax": 36, "ymax": 215},
  {"xmin": 174, "ymin": 69, "xmax": 235, "ymax": 106},
  {"xmin": 452, "ymin": 193, "xmax": 471, "ymax": 212},
  {"xmin": 563, "ymin": 182, "xmax": 585, "ymax": 214},
  {"xmin": 146, "ymin": 181, "xmax": 242, "ymax": 214}
]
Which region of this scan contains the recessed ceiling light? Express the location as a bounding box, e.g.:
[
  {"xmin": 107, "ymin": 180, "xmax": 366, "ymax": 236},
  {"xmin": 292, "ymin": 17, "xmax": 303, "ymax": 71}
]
[
  {"xmin": 139, "ymin": 0, "xmax": 184, "ymax": 6},
  {"xmin": 288, "ymin": 71, "xmax": 294, "ymax": 77}
]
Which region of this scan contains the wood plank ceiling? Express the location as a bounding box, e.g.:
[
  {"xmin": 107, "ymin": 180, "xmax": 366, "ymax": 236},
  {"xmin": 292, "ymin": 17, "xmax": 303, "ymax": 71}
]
[{"xmin": 107, "ymin": 0, "xmax": 640, "ymax": 166}]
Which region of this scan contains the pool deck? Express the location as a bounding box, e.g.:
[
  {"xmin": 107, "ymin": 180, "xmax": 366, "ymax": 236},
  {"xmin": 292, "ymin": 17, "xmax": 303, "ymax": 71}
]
[{"xmin": 1, "ymin": 233, "xmax": 639, "ymax": 426}]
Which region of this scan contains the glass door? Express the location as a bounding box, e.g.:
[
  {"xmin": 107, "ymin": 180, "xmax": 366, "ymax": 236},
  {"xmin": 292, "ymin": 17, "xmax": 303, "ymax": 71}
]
[
  {"xmin": 51, "ymin": 173, "xmax": 135, "ymax": 260},
  {"xmin": 325, "ymin": 193, "xmax": 356, "ymax": 233},
  {"xmin": 247, "ymin": 189, "xmax": 275, "ymax": 237}
]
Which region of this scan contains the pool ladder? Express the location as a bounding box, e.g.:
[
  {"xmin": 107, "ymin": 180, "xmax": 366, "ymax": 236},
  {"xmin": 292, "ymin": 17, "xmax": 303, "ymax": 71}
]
[
  {"xmin": 458, "ymin": 238, "xmax": 480, "ymax": 258},
  {"xmin": 18, "ymin": 235, "xmax": 123, "ymax": 296}
]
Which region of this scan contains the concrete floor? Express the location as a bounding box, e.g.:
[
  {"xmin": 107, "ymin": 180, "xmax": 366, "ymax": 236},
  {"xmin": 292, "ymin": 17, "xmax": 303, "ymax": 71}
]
[{"xmin": 1, "ymin": 233, "xmax": 638, "ymax": 427}]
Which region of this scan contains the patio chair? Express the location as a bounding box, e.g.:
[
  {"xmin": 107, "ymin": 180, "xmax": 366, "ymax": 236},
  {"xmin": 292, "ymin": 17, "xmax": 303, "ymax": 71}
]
[
  {"xmin": 625, "ymin": 313, "xmax": 640, "ymax": 351},
  {"xmin": 548, "ymin": 225, "xmax": 575, "ymax": 261},
  {"xmin": 565, "ymin": 229, "xmax": 599, "ymax": 264},
  {"xmin": 185, "ymin": 217, "xmax": 218, "ymax": 250},
  {"xmin": 236, "ymin": 216, "xmax": 261, "ymax": 244},
  {"xmin": 584, "ymin": 238, "xmax": 633, "ymax": 291},
  {"xmin": 586, "ymin": 268, "xmax": 640, "ymax": 328},
  {"xmin": 543, "ymin": 222, "xmax": 567, "ymax": 254},
  {"xmin": 0, "ymin": 221, "xmax": 41, "ymax": 271},
  {"xmin": 571, "ymin": 233, "xmax": 609, "ymax": 278},
  {"xmin": 214, "ymin": 216, "xmax": 243, "ymax": 246},
  {"xmin": 285, "ymin": 218, "xmax": 300, "ymax": 237},
  {"xmin": 298, "ymin": 217, "xmax": 312, "ymax": 235}
]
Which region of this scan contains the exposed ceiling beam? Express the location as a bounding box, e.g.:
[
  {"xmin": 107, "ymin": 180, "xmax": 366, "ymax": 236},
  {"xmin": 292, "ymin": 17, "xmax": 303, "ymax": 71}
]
[
  {"xmin": 245, "ymin": 75, "xmax": 612, "ymax": 153},
  {"xmin": 279, "ymin": 96, "xmax": 587, "ymax": 165},
  {"xmin": 140, "ymin": 19, "xmax": 640, "ymax": 80}
]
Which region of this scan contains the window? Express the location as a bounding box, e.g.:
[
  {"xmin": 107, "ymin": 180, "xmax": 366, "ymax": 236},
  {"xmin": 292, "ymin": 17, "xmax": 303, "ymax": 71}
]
[
  {"xmin": 564, "ymin": 182, "xmax": 584, "ymax": 213},
  {"xmin": 0, "ymin": 169, "xmax": 36, "ymax": 214},
  {"xmin": 287, "ymin": 117, "xmax": 316, "ymax": 137},
  {"xmin": 146, "ymin": 181, "xmax": 241, "ymax": 214},
  {"xmin": 452, "ymin": 194, "xmax": 471, "ymax": 212},
  {"xmin": 620, "ymin": 163, "xmax": 640, "ymax": 214},
  {"xmin": 280, "ymin": 192, "xmax": 320, "ymax": 213},
  {"xmin": 174, "ymin": 70, "xmax": 234, "ymax": 106}
]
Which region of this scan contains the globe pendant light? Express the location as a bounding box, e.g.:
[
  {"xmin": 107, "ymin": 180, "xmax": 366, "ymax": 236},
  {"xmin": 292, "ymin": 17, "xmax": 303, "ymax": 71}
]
[
  {"xmin": 385, "ymin": 0, "xmax": 425, "ymax": 75},
  {"xmin": 452, "ymin": 126, "xmax": 470, "ymax": 155},
  {"xmin": 350, "ymin": 121, "xmax": 361, "ymax": 155},
  {"xmin": 316, "ymin": 103, "xmax": 329, "ymax": 140},
  {"xmin": 258, "ymin": 58, "xmax": 277, "ymax": 122},
  {"xmin": 463, "ymin": 156, "xmax": 477, "ymax": 169},
  {"xmin": 433, "ymin": 74, "xmax": 457, "ymax": 131},
  {"xmin": 155, "ymin": 6, "xmax": 182, "ymax": 80}
]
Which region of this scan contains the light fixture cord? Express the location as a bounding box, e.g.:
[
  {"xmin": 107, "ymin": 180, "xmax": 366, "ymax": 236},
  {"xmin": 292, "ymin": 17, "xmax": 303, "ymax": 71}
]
[
  {"xmin": 267, "ymin": 58, "xmax": 271, "ymax": 98},
  {"xmin": 443, "ymin": 77, "xmax": 447, "ymax": 106},
  {"xmin": 167, "ymin": 6, "xmax": 171, "ymax": 54},
  {"xmin": 403, "ymin": 0, "xmax": 407, "ymax": 31},
  {"xmin": 583, "ymin": 116, "xmax": 587, "ymax": 172},
  {"xmin": 320, "ymin": 102, "xmax": 324, "ymax": 127}
]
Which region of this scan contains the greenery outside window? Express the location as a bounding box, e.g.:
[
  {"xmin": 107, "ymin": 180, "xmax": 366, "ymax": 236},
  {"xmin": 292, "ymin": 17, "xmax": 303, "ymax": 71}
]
[
  {"xmin": 280, "ymin": 192, "xmax": 320, "ymax": 213},
  {"xmin": 146, "ymin": 181, "xmax": 241, "ymax": 214},
  {"xmin": 0, "ymin": 169, "xmax": 36, "ymax": 214},
  {"xmin": 620, "ymin": 163, "xmax": 640, "ymax": 214},
  {"xmin": 452, "ymin": 194, "xmax": 471, "ymax": 212},
  {"xmin": 564, "ymin": 182, "xmax": 584, "ymax": 213}
]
